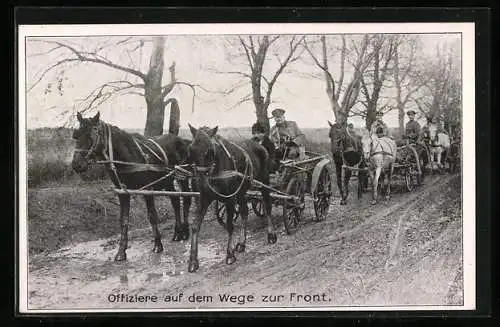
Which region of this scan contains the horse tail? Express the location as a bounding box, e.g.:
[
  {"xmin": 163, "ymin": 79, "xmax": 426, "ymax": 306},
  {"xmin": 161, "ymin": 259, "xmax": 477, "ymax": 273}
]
[{"xmin": 167, "ymin": 98, "xmax": 180, "ymax": 136}]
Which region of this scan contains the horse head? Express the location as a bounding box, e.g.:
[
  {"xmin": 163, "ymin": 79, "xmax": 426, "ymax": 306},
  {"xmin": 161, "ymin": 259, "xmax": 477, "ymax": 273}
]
[
  {"xmin": 360, "ymin": 128, "xmax": 375, "ymax": 160},
  {"xmin": 328, "ymin": 120, "xmax": 348, "ymax": 154},
  {"xmin": 71, "ymin": 111, "xmax": 105, "ymax": 173},
  {"xmin": 188, "ymin": 124, "xmax": 219, "ymax": 175}
]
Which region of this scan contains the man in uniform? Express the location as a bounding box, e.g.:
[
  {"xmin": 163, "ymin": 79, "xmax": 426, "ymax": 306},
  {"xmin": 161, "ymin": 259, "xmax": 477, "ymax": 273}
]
[
  {"xmin": 269, "ymin": 108, "xmax": 307, "ymax": 160},
  {"xmin": 370, "ymin": 111, "xmax": 392, "ymax": 138},
  {"xmin": 404, "ymin": 110, "xmax": 421, "ymax": 144}
]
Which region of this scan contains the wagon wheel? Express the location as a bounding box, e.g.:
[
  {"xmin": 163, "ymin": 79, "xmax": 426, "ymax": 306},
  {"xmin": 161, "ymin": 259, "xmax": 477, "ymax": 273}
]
[
  {"xmin": 215, "ymin": 201, "xmax": 239, "ymax": 228},
  {"xmin": 282, "ymin": 175, "xmax": 306, "ymax": 235},
  {"xmin": 407, "ymin": 145, "xmax": 423, "ymax": 186},
  {"xmin": 251, "ymin": 199, "xmax": 266, "ymax": 217},
  {"xmin": 312, "ymin": 166, "xmax": 332, "ymax": 221},
  {"xmin": 405, "ymin": 166, "xmax": 416, "ymax": 192}
]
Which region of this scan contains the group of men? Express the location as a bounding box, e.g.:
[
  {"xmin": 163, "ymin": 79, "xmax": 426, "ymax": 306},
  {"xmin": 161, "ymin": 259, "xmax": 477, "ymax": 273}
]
[{"xmin": 251, "ymin": 106, "xmax": 446, "ymax": 161}]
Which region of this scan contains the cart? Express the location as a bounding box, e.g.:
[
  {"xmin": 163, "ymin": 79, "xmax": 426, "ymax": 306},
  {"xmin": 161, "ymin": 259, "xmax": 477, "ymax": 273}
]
[{"xmin": 215, "ymin": 150, "xmax": 333, "ymax": 235}]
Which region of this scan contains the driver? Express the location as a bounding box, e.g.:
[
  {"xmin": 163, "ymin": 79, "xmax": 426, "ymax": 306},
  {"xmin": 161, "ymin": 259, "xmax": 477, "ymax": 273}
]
[
  {"xmin": 404, "ymin": 110, "xmax": 421, "ymax": 144},
  {"xmin": 269, "ymin": 108, "xmax": 307, "ymax": 159},
  {"xmin": 370, "ymin": 111, "xmax": 392, "ymax": 139}
]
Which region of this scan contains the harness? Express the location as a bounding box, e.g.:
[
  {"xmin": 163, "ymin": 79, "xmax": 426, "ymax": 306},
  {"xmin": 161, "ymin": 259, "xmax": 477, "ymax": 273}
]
[
  {"xmin": 194, "ymin": 136, "xmax": 254, "ymax": 199},
  {"xmin": 74, "ymin": 122, "xmax": 174, "ymax": 190},
  {"xmin": 369, "ymin": 134, "xmax": 395, "ymax": 157}
]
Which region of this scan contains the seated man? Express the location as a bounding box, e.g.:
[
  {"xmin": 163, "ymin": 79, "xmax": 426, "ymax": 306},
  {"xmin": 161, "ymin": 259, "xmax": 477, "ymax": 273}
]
[
  {"xmin": 404, "ymin": 110, "xmax": 421, "ymax": 144},
  {"xmin": 269, "ymin": 108, "xmax": 307, "ymax": 160},
  {"xmin": 370, "ymin": 111, "xmax": 392, "ymax": 139}
]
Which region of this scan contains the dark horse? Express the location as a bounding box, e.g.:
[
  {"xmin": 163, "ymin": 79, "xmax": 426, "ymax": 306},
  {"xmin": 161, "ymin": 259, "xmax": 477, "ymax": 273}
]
[
  {"xmin": 186, "ymin": 124, "xmax": 277, "ymax": 273},
  {"xmin": 328, "ymin": 121, "xmax": 368, "ymax": 204},
  {"xmin": 71, "ymin": 111, "xmax": 192, "ymax": 261}
]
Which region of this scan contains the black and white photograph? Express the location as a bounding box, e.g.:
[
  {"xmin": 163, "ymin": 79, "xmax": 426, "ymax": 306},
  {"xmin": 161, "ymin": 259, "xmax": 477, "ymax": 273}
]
[{"xmin": 18, "ymin": 22, "xmax": 475, "ymax": 313}]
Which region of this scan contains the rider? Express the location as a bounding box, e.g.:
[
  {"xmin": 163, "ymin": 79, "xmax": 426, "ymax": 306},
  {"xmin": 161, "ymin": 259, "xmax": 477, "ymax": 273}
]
[
  {"xmin": 370, "ymin": 111, "xmax": 392, "ymax": 139},
  {"xmin": 269, "ymin": 108, "xmax": 307, "ymax": 160},
  {"xmin": 404, "ymin": 110, "xmax": 421, "ymax": 144}
]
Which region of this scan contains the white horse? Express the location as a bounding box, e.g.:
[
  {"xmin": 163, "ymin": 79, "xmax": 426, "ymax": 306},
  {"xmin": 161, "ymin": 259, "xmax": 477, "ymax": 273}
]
[
  {"xmin": 427, "ymin": 124, "xmax": 451, "ymax": 171},
  {"xmin": 361, "ymin": 130, "xmax": 397, "ymax": 205}
]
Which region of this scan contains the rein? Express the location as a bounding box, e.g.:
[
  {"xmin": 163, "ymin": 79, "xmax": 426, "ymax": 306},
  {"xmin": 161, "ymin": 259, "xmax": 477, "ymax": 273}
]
[
  {"xmin": 198, "ymin": 137, "xmax": 254, "ymax": 199},
  {"xmin": 369, "ymin": 135, "xmax": 394, "ymax": 157},
  {"xmin": 75, "ymin": 122, "xmax": 174, "ymax": 189}
]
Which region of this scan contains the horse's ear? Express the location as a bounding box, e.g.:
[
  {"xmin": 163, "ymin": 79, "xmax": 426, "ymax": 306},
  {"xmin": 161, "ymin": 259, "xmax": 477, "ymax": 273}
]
[
  {"xmin": 208, "ymin": 126, "xmax": 219, "ymax": 137},
  {"xmin": 328, "ymin": 120, "xmax": 334, "ymax": 127},
  {"xmin": 91, "ymin": 111, "xmax": 100, "ymax": 123},
  {"xmin": 188, "ymin": 124, "xmax": 197, "ymax": 137},
  {"xmin": 76, "ymin": 112, "xmax": 83, "ymax": 123}
]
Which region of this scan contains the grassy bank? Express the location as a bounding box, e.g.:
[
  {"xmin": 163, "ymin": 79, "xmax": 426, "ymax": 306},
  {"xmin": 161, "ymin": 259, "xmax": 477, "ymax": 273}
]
[{"xmin": 26, "ymin": 126, "xmax": 334, "ymax": 188}]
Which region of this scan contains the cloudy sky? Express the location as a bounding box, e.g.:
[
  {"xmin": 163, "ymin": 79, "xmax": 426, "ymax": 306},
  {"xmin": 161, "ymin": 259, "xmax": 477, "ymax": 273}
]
[{"xmin": 21, "ymin": 24, "xmax": 464, "ymax": 131}]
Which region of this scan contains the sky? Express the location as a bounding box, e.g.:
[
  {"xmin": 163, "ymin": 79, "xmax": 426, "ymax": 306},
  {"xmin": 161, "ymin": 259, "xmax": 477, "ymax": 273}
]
[{"xmin": 22, "ymin": 24, "xmax": 462, "ymax": 131}]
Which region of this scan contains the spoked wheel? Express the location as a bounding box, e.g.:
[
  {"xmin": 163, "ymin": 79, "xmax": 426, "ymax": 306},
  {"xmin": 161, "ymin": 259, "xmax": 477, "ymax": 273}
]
[
  {"xmin": 215, "ymin": 201, "xmax": 239, "ymax": 228},
  {"xmin": 312, "ymin": 167, "xmax": 332, "ymax": 221},
  {"xmin": 283, "ymin": 175, "xmax": 306, "ymax": 235},
  {"xmin": 405, "ymin": 167, "xmax": 415, "ymax": 192},
  {"xmin": 251, "ymin": 199, "xmax": 266, "ymax": 217}
]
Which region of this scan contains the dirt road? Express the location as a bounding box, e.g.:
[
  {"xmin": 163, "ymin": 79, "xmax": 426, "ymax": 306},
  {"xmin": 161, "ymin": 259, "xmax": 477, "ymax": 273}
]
[{"xmin": 26, "ymin": 173, "xmax": 463, "ymax": 311}]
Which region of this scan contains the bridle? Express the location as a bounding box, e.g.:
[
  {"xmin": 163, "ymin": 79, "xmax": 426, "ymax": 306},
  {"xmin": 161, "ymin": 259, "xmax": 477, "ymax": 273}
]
[
  {"xmin": 192, "ymin": 134, "xmax": 254, "ymax": 199},
  {"xmin": 73, "ymin": 121, "xmax": 108, "ymax": 162}
]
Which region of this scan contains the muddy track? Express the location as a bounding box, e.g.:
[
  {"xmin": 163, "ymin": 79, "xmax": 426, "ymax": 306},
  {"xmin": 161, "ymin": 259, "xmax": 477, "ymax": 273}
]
[{"xmin": 26, "ymin": 174, "xmax": 463, "ymax": 310}]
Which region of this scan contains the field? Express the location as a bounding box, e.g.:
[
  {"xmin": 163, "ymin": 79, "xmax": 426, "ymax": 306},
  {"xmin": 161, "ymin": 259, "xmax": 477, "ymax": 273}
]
[{"xmin": 24, "ymin": 126, "xmax": 463, "ymax": 309}]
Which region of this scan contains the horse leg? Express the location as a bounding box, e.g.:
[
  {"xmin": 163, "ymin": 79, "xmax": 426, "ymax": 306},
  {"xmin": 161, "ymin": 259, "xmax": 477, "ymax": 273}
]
[
  {"xmin": 235, "ymin": 195, "xmax": 248, "ymax": 253},
  {"xmin": 144, "ymin": 195, "xmax": 163, "ymax": 253},
  {"xmin": 436, "ymin": 150, "xmax": 442, "ymax": 171},
  {"xmin": 342, "ymin": 168, "xmax": 352, "ymax": 204},
  {"xmin": 180, "ymin": 179, "xmax": 192, "ymax": 240},
  {"xmin": 188, "ymin": 197, "xmax": 211, "ymax": 273},
  {"xmin": 357, "ymin": 163, "xmax": 367, "ymax": 199},
  {"xmin": 337, "ymin": 163, "xmax": 346, "ymax": 205},
  {"xmin": 224, "ymin": 201, "xmax": 237, "ymax": 265},
  {"xmin": 385, "ymin": 164, "xmax": 394, "ymax": 201},
  {"xmin": 371, "ymin": 166, "xmax": 381, "ymax": 205},
  {"xmin": 170, "ymin": 194, "xmax": 183, "ymax": 242},
  {"xmin": 114, "ymin": 194, "xmax": 130, "ymax": 261},
  {"xmin": 263, "ymin": 189, "xmax": 277, "ymax": 244}
]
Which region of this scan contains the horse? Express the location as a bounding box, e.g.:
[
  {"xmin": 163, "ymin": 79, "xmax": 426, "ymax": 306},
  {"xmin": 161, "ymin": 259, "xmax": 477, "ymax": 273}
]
[
  {"xmin": 71, "ymin": 111, "xmax": 192, "ymax": 261},
  {"xmin": 360, "ymin": 128, "xmax": 397, "ymax": 205},
  {"xmin": 186, "ymin": 124, "xmax": 276, "ymax": 273},
  {"xmin": 426, "ymin": 123, "xmax": 451, "ymax": 172},
  {"xmin": 328, "ymin": 121, "xmax": 368, "ymax": 205}
]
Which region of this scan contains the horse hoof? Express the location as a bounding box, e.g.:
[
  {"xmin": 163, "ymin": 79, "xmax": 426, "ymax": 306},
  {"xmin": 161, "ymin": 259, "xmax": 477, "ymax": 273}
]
[
  {"xmin": 114, "ymin": 252, "xmax": 127, "ymax": 261},
  {"xmin": 226, "ymin": 254, "xmax": 236, "ymax": 265},
  {"xmin": 340, "ymin": 199, "xmax": 347, "ymax": 205},
  {"xmin": 371, "ymin": 200, "xmax": 377, "ymax": 205},
  {"xmin": 385, "ymin": 195, "xmax": 391, "ymax": 201},
  {"xmin": 267, "ymin": 232, "xmax": 277, "ymax": 244},
  {"xmin": 235, "ymin": 243, "xmax": 246, "ymax": 253},
  {"xmin": 152, "ymin": 243, "xmax": 163, "ymax": 253},
  {"xmin": 188, "ymin": 260, "xmax": 199, "ymax": 273}
]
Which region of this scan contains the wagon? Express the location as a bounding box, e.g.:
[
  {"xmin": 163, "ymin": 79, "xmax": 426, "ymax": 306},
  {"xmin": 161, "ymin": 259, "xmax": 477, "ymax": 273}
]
[
  {"xmin": 214, "ymin": 150, "xmax": 333, "ymax": 235},
  {"xmin": 393, "ymin": 143, "xmax": 425, "ymax": 192}
]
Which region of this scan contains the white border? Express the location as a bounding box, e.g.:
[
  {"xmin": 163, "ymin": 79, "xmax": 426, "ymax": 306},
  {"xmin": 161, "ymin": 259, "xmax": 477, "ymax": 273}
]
[{"xmin": 18, "ymin": 22, "xmax": 476, "ymax": 313}]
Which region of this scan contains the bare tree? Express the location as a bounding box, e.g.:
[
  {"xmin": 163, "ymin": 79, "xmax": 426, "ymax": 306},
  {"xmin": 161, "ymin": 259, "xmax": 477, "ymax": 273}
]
[
  {"xmin": 414, "ymin": 40, "xmax": 461, "ymax": 133},
  {"xmin": 303, "ymin": 34, "xmax": 376, "ymax": 126},
  {"xmin": 209, "ymin": 35, "xmax": 305, "ymax": 131},
  {"xmin": 392, "ymin": 35, "xmax": 426, "ymax": 135},
  {"xmin": 27, "ymin": 36, "xmax": 202, "ymax": 137},
  {"xmin": 357, "ymin": 35, "xmax": 397, "ymax": 129}
]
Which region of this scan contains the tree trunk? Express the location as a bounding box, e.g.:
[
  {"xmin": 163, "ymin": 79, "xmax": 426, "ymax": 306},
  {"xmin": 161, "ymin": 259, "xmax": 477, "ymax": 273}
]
[
  {"xmin": 255, "ymin": 96, "xmax": 270, "ymax": 132},
  {"xmin": 144, "ymin": 36, "xmax": 165, "ymax": 137}
]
